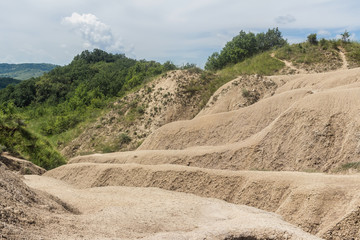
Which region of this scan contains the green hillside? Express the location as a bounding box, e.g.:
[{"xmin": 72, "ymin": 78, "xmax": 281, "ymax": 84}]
[
  {"xmin": 0, "ymin": 63, "xmax": 57, "ymax": 80},
  {"xmin": 0, "ymin": 49, "xmax": 176, "ymax": 169}
]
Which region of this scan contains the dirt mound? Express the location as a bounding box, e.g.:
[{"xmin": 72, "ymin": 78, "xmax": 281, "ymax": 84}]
[
  {"xmin": 62, "ymin": 70, "xmax": 205, "ymax": 157},
  {"xmin": 24, "ymin": 174, "xmax": 320, "ymax": 240},
  {"xmin": 323, "ymin": 206, "xmax": 360, "ymax": 239},
  {"xmin": 134, "ymin": 68, "xmax": 360, "ymax": 173},
  {"xmin": 0, "ymin": 152, "xmax": 46, "ymax": 175},
  {"xmin": 45, "ymin": 162, "xmax": 360, "ymax": 237},
  {"xmin": 0, "ymin": 162, "xmax": 75, "ymax": 239},
  {"xmin": 62, "ymin": 68, "xmax": 360, "ymax": 239},
  {"xmin": 197, "ymin": 75, "xmax": 278, "ymax": 117},
  {"xmin": 139, "ymin": 89, "xmax": 312, "ymax": 150}
]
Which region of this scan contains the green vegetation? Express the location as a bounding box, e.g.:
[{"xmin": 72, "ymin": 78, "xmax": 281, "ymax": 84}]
[
  {"xmin": 0, "ymin": 63, "xmax": 57, "ymax": 80},
  {"xmin": 343, "ymin": 41, "xmax": 360, "ymax": 68},
  {"xmin": 184, "ymin": 51, "xmax": 284, "ymax": 109},
  {"xmin": 0, "ymin": 102, "xmax": 65, "ymax": 169},
  {"xmin": 274, "ymin": 39, "xmax": 342, "ymax": 70},
  {"xmin": 189, "ymin": 29, "xmax": 286, "ymax": 108},
  {"xmin": 205, "ymin": 28, "xmax": 287, "ymax": 70},
  {"xmin": 337, "ymin": 161, "xmax": 360, "ymax": 172},
  {"xmin": 0, "ymin": 49, "xmax": 177, "ymax": 167},
  {"xmin": 275, "ymin": 35, "xmax": 360, "ymax": 70},
  {"xmin": 307, "ymin": 33, "xmax": 318, "ymax": 45},
  {"xmin": 0, "ymin": 77, "xmax": 21, "ymax": 89},
  {"xmin": 341, "ymin": 30, "xmax": 350, "ymax": 43}
]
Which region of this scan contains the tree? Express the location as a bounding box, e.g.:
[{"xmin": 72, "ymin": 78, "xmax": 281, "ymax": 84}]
[
  {"xmin": 257, "ymin": 28, "xmax": 287, "ymax": 51},
  {"xmin": 205, "ymin": 28, "xmax": 287, "ymax": 70},
  {"xmin": 341, "ymin": 30, "xmax": 350, "ymax": 43},
  {"xmin": 205, "ymin": 52, "xmax": 221, "ymax": 71},
  {"xmin": 307, "ymin": 33, "xmax": 318, "ymax": 45}
]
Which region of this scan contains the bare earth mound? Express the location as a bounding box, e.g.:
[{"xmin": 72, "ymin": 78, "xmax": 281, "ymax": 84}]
[
  {"xmin": 45, "ymin": 162, "xmax": 360, "ymax": 238},
  {"xmin": 0, "ymin": 152, "xmax": 46, "ymax": 175},
  {"xmin": 24, "ymin": 174, "xmax": 320, "ymax": 240},
  {"xmin": 65, "ymin": 67, "xmax": 360, "ymax": 239},
  {"xmin": 136, "ymin": 68, "xmax": 360, "ymax": 173},
  {"xmin": 0, "ymin": 162, "xmax": 75, "ymax": 239}
]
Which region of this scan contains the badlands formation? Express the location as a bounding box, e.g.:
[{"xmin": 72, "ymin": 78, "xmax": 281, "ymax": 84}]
[{"xmin": 2, "ymin": 54, "xmax": 360, "ymax": 239}]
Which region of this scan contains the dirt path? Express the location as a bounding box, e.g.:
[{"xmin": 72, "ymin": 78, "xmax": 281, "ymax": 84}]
[
  {"xmin": 338, "ymin": 48, "xmax": 349, "ymax": 69},
  {"xmin": 23, "ymin": 175, "xmax": 321, "ymax": 240},
  {"xmin": 271, "ymin": 52, "xmax": 307, "ymax": 74}
]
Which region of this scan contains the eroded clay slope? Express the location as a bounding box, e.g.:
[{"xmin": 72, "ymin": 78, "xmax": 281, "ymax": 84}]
[
  {"xmin": 62, "ymin": 70, "xmax": 205, "ymax": 157},
  {"xmin": 197, "ymin": 75, "xmax": 278, "ymax": 116},
  {"xmin": 134, "ymin": 68, "xmax": 360, "ymax": 172},
  {"xmin": 0, "ymin": 162, "xmax": 75, "ymax": 239},
  {"xmin": 24, "ymin": 174, "xmax": 320, "ymax": 240},
  {"xmin": 45, "ymin": 162, "xmax": 360, "ymax": 237},
  {"xmin": 138, "ymin": 89, "xmax": 312, "ymax": 150}
]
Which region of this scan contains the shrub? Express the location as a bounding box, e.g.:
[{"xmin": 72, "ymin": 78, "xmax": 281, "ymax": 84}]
[
  {"xmin": 307, "ymin": 33, "xmax": 318, "ymax": 45},
  {"xmin": 0, "ymin": 144, "xmax": 6, "ymax": 154},
  {"xmin": 242, "ymin": 88, "xmax": 250, "ymax": 97},
  {"xmin": 119, "ymin": 133, "xmax": 131, "ymax": 144},
  {"xmin": 319, "ymin": 38, "xmax": 328, "ymax": 49}
]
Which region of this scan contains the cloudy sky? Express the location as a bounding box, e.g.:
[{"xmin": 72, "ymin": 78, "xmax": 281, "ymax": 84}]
[{"xmin": 1, "ymin": 0, "xmax": 359, "ymax": 68}]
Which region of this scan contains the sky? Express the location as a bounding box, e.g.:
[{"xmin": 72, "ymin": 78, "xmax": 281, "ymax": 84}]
[{"xmin": 1, "ymin": 0, "xmax": 359, "ymax": 68}]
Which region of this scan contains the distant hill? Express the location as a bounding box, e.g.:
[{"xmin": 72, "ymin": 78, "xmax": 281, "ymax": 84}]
[
  {"xmin": 0, "ymin": 77, "xmax": 21, "ymax": 89},
  {"xmin": 0, "ymin": 63, "xmax": 58, "ymax": 80}
]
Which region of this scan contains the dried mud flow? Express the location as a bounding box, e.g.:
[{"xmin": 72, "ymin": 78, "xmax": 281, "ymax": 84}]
[{"xmin": 2, "ymin": 54, "xmax": 360, "ymax": 239}]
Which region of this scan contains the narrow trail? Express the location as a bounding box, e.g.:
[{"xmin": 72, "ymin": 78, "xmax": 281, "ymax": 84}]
[
  {"xmin": 271, "ymin": 52, "xmax": 307, "ymax": 74},
  {"xmin": 338, "ymin": 48, "xmax": 349, "ymax": 70},
  {"xmin": 271, "ymin": 49, "xmax": 349, "ymax": 74}
]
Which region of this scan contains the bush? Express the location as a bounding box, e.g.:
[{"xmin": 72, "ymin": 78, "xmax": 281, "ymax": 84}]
[
  {"xmin": 307, "ymin": 33, "xmax": 318, "ymax": 45},
  {"xmin": 242, "ymin": 88, "xmax": 250, "ymax": 97},
  {"xmin": 319, "ymin": 38, "xmax": 329, "ymax": 49},
  {"xmin": 119, "ymin": 133, "xmax": 131, "ymax": 144},
  {"xmin": 0, "ymin": 144, "xmax": 6, "ymax": 154}
]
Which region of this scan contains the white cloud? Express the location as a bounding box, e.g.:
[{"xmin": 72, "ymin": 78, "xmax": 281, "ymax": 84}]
[{"xmin": 62, "ymin": 12, "xmax": 124, "ymax": 53}]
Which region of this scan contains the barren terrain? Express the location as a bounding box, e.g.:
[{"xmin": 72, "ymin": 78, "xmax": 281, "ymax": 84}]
[{"xmin": 2, "ymin": 50, "xmax": 360, "ymax": 239}]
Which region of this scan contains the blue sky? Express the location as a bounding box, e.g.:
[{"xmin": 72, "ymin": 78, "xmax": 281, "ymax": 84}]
[{"xmin": 1, "ymin": 0, "xmax": 359, "ymax": 68}]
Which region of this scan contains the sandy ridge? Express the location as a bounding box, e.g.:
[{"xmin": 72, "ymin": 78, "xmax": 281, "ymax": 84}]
[
  {"xmin": 24, "ymin": 174, "xmax": 321, "ymax": 240},
  {"xmin": 45, "ymin": 162, "xmax": 360, "ymax": 237}
]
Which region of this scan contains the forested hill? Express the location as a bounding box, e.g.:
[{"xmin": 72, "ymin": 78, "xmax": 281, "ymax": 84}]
[
  {"xmin": 0, "ymin": 77, "xmax": 21, "ymax": 89},
  {"xmin": 0, "ymin": 63, "xmax": 57, "ymax": 80},
  {"xmin": 0, "ymin": 49, "xmax": 177, "ymax": 169}
]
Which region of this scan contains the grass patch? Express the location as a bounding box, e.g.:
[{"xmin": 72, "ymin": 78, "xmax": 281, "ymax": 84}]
[
  {"xmin": 25, "ymin": 103, "xmax": 108, "ymax": 148},
  {"xmin": 337, "ymin": 162, "xmax": 360, "ymax": 172},
  {"xmin": 343, "ymin": 42, "xmax": 360, "ymax": 68},
  {"xmin": 275, "ymin": 41, "xmax": 341, "ymax": 70},
  {"xmin": 0, "ymin": 125, "xmax": 66, "ymax": 170},
  {"xmin": 188, "ymin": 51, "xmax": 284, "ymax": 109}
]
